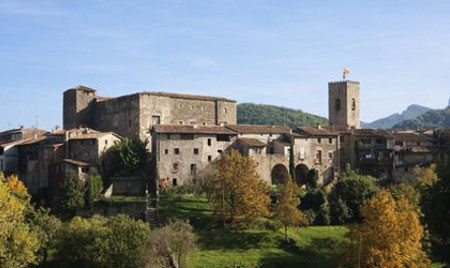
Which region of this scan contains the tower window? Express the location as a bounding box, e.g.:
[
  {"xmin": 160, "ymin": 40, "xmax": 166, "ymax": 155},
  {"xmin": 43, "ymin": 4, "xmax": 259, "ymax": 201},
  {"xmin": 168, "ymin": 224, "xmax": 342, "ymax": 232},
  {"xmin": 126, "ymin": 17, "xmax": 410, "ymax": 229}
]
[
  {"xmin": 193, "ymin": 148, "xmax": 199, "ymax": 155},
  {"xmin": 335, "ymin": 99, "xmax": 341, "ymax": 111},
  {"xmin": 351, "ymin": 98, "xmax": 356, "ymax": 111}
]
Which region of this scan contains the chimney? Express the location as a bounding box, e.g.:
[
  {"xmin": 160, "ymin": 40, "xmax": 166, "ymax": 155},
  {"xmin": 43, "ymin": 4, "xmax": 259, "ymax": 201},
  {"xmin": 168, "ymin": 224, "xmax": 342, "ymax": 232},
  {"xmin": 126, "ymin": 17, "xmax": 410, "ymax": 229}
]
[
  {"xmin": 317, "ymin": 124, "xmax": 322, "ymax": 130},
  {"xmin": 193, "ymin": 124, "xmax": 198, "ymax": 129}
]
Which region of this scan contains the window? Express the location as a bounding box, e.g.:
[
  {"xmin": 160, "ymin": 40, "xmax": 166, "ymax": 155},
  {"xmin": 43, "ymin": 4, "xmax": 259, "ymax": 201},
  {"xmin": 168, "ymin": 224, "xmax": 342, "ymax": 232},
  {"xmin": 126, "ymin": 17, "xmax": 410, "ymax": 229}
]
[
  {"xmin": 174, "ymin": 148, "xmax": 180, "ymax": 154},
  {"xmin": 81, "ymin": 167, "xmax": 89, "ymax": 173},
  {"xmin": 105, "ymin": 139, "xmax": 108, "ymax": 145},
  {"xmin": 217, "ymin": 134, "xmax": 230, "ymax": 141},
  {"xmin": 173, "ymin": 163, "xmax": 178, "ymax": 171},
  {"xmin": 351, "ymin": 98, "xmax": 356, "ymax": 111},
  {"xmin": 254, "ymin": 148, "xmax": 262, "ymax": 154},
  {"xmin": 217, "ymin": 149, "xmax": 223, "ymax": 154},
  {"xmin": 179, "ymin": 121, "xmax": 183, "ymax": 125},
  {"xmin": 299, "ymin": 147, "xmax": 306, "ymax": 159},
  {"xmin": 340, "ymin": 136, "xmax": 345, "ymax": 142},
  {"xmin": 172, "ymin": 178, "xmax": 178, "ymax": 186},
  {"xmin": 180, "ymin": 134, "xmax": 194, "ymax": 140},
  {"xmin": 167, "ymin": 134, "xmax": 171, "ymax": 140},
  {"xmin": 318, "ymin": 138, "xmax": 321, "ymax": 143},
  {"xmin": 190, "ymin": 164, "xmax": 197, "ymax": 175},
  {"xmin": 208, "ymin": 155, "xmax": 212, "ymax": 162},
  {"xmin": 335, "ymin": 98, "xmax": 341, "ymax": 111},
  {"xmin": 207, "ymin": 138, "xmax": 212, "ymax": 146},
  {"xmin": 315, "ymin": 150, "xmax": 322, "ymax": 164},
  {"xmin": 329, "ymin": 138, "xmax": 333, "ymax": 144},
  {"xmin": 164, "ymin": 149, "xmax": 168, "ymax": 155},
  {"xmin": 193, "ymin": 148, "xmax": 199, "ymax": 155},
  {"xmin": 152, "ymin": 115, "xmax": 161, "ymax": 125},
  {"xmin": 328, "ymin": 152, "xmax": 333, "ymax": 160},
  {"xmin": 224, "ymin": 108, "xmax": 227, "ymax": 114}
]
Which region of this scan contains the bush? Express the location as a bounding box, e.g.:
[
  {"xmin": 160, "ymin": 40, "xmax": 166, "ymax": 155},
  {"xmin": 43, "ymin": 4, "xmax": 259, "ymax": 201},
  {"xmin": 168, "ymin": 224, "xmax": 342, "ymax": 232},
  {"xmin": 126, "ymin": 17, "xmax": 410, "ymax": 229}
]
[
  {"xmin": 329, "ymin": 168, "xmax": 377, "ymax": 224},
  {"xmin": 53, "ymin": 214, "xmax": 150, "ymax": 268},
  {"xmin": 58, "ymin": 173, "xmax": 86, "ymax": 216},
  {"xmin": 86, "ymin": 173, "xmax": 103, "ymax": 209},
  {"xmin": 299, "ymin": 189, "xmax": 330, "ymax": 225},
  {"xmin": 112, "ymin": 138, "xmax": 149, "ymax": 174}
]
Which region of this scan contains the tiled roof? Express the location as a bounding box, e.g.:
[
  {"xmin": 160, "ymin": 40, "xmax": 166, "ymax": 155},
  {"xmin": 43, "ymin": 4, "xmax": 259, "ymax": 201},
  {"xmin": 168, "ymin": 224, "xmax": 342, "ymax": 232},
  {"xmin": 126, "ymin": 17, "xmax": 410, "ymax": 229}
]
[
  {"xmin": 69, "ymin": 132, "xmax": 121, "ymax": 140},
  {"xmin": 296, "ymin": 126, "xmax": 338, "ymax": 136},
  {"xmin": 390, "ymin": 132, "xmax": 432, "ymax": 142},
  {"xmin": 140, "ymin": 92, "xmax": 236, "ymax": 103},
  {"xmin": 353, "ymin": 129, "xmax": 393, "ymax": 138},
  {"xmin": 153, "ymin": 125, "xmax": 236, "ymax": 135},
  {"xmin": 17, "ymin": 136, "xmax": 47, "ymax": 146},
  {"xmin": 225, "ymin": 124, "xmax": 290, "ymax": 134},
  {"xmin": 236, "ymin": 138, "xmax": 267, "ymax": 147}
]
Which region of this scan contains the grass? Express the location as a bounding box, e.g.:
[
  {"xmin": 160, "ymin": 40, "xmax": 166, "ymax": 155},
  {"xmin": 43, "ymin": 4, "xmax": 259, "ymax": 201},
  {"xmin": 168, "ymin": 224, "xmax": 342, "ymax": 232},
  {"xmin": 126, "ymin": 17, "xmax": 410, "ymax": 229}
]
[
  {"xmin": 159, "ymin": 193, "xmax": 347, "ymax": 268},
  {"xmin": 97, "ymin": 195, "xmax": 147, "ymax": 203},
  {"xmin": 159, "ymin": 193, "xmax": 446, "ymax": 268}
]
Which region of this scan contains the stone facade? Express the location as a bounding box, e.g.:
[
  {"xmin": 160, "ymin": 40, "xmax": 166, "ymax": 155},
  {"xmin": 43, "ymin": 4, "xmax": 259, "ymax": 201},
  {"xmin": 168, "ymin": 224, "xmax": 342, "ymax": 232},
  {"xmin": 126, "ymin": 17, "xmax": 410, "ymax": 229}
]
[
  {"xmin": 63, "ymin": 86, "xmax": 237, "ymax": 148},
  {"xmin": 328, "ymin": 81, "xmax": 361, "ymax": 130}
]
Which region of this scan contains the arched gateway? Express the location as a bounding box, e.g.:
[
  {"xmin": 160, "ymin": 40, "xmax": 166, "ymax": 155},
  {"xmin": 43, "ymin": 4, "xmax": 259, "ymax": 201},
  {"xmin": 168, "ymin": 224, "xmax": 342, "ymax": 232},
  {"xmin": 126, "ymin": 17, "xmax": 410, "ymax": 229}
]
[{"xmin": 271, "ymin": 164, "xmax": 289, "ymax": 185}]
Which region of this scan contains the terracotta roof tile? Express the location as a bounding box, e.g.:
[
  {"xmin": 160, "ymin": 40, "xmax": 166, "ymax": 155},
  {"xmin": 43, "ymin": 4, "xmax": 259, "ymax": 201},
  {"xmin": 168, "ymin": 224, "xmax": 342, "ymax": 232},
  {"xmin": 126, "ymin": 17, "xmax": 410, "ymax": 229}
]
[
  {"xmin": 236, "ymin": 138, "xmax": 267, "ymax": 147},
  {"xmin": 296, "ymin": 126, "xmax": 338, "ymax": 136},
  {"xmin": 153, "ymin": 125, "xmax": 236, "ymax": 135},
  {"xmin": 225, "ymin": 124, "xmax": 290, "ymax": 134}
]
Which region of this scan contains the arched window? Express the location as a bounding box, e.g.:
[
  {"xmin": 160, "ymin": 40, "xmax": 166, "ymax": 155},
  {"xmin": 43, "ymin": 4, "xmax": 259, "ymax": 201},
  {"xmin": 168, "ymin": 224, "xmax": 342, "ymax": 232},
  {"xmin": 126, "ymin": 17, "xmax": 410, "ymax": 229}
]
[
  {"xmin": 335, "ymin": 98, "xmax": 341, "ymax": 111},
  {"xmin": 351, "ymin": 98, "xmax": 356, "ymax": 111}
]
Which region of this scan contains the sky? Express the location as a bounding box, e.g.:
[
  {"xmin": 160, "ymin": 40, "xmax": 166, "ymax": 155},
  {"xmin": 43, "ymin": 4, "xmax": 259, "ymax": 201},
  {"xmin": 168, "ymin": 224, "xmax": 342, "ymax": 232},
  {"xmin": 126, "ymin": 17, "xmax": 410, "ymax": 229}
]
[{"xmin": 1, "ymin": 0, "xmax": 450, "ymax": 131}]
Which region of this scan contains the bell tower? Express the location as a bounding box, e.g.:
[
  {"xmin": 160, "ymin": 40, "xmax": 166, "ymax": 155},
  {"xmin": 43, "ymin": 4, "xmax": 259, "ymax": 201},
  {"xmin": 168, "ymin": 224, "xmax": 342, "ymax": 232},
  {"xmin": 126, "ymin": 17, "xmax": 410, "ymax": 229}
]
[{"xmin": 328, "ymin": 81, "xmax": 361, "ymax": 130}]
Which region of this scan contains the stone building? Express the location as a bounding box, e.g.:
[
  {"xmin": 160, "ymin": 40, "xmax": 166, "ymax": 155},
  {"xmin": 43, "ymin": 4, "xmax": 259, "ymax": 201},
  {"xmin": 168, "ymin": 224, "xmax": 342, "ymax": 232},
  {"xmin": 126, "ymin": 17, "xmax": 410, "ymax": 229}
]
[
  {"xmin": 328, "ymin": 81, "xmax": 361, "ymax": 130},
  {"xmin": 63, "ymin": 86, "xmax": 237, "ymax": 148}
]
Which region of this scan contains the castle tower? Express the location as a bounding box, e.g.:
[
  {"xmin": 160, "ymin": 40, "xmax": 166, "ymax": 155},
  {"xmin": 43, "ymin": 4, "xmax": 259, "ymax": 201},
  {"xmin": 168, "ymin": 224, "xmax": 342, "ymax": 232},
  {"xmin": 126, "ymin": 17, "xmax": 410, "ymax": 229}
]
[
  {"xmin": 328, "ymin": 81, "xmax": 361, "ymax": 130},
  {"xmin": 63, "ymin": 86, "xmax": 97, "ymax": 130}
]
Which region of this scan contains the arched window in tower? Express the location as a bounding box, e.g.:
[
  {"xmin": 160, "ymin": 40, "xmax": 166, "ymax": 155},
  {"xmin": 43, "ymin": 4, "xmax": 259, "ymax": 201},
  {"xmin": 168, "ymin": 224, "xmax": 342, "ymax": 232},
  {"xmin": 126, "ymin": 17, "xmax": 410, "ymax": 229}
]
[
  {"xmin": 351, "ymin": 98, "xmax": 356, "ymax": 111},
  {"xmin": 335, "ymin": 98, "xmax": 341, "ymax": 111}
]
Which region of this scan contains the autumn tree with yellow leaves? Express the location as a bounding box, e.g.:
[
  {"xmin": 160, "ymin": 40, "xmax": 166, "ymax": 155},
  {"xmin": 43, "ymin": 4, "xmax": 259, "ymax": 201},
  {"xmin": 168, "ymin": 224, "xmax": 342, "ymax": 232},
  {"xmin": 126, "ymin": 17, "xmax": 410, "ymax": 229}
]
[
  {"xmin": 341, "ymin": 190, "xmax": 429, "ymax": 268},
  {"xmin": 0, "ymin": 173, "xmax": 40, "ymax": 268},
  {"xmin": 273, "ymin": 175, "xmax": 307, "ymax": 242},
  {"xmin": 209, "ymin": 149, "xmax": 270, "ymax": 227}
]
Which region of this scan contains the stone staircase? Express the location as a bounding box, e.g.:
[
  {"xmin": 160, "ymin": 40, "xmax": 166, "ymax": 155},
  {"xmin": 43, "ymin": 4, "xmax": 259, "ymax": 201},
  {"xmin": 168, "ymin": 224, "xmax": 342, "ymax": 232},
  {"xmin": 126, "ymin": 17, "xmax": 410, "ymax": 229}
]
[{"xmin": 145, "ymin": 195, "xmax": 159, "ymax": 228}]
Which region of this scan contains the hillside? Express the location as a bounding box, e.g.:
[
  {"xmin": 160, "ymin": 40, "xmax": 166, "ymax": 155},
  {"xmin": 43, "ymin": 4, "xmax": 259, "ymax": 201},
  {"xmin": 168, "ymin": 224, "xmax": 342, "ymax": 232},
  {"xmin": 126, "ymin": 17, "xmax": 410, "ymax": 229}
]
[
  {"xmin": 392, "ymin": 107, "xmax": 450, "ymax": 130},
  {"xmin": 237, "ymin": 103, "xmax": 327, "ymax": 129},
  {"xmin": 364, "ymin": 104, "xmax": 431, "ymax": 129}
]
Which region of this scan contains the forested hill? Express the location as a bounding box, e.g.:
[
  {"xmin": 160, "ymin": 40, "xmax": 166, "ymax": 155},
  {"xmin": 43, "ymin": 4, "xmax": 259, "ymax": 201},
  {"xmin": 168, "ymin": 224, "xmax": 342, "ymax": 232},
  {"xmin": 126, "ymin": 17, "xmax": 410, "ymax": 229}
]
[
  {"xmin": 392, "ymin": 107, "xmax": 450, "ymax": 130},
  {"xmin": 363, "ymin": 104, "xmax": 431, "ymax": 129},
  {"xmin": 237, "ymin": 103, "xmax": 328, "ymax": 129}
]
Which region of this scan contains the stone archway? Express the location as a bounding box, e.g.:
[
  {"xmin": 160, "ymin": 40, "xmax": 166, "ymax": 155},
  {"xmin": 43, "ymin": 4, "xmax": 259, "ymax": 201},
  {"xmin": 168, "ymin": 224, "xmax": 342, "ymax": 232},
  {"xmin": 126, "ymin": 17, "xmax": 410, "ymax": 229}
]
[
  {"xmin": 295, "ymin": 164, "xmax": 309, "ymax": 185},
  {"xmin": 271, "ymin": 164, "xmax": 289, "ymax": 185}
]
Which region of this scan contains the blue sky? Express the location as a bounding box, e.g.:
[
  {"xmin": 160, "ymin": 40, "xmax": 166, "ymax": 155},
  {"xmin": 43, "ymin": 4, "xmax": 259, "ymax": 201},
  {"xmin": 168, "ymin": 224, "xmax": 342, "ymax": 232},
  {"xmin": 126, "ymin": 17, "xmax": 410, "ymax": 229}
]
[{"xmin": 1, "ymin": 0, "xmax": 449, "ymax": 131}]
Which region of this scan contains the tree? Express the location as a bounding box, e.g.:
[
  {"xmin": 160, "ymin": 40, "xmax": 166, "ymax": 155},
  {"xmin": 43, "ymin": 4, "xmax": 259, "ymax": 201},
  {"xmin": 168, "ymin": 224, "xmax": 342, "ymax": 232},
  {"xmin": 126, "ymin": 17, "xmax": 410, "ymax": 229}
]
[
  {"xmin": 53, "ymin": 214, "xmax": 150, "ymax": 268},
  {"xmin": 140, "ymin": 219, "xmax": 196, "ymax": 268},
  {"xmin": 208, "ymin": 149, "xmax": 270, "ymax": 227},
  {"xmin": 86, "ymin": 173, "xmax": 103, "ymax": 209},
  {"xmin": 0, "ymin": 173, "xmax": 40, "ymax": 268},
  {"xmin": 422, "ymin": 158, "xmax": 450, "ymax": 264},
  {"xmin": 58, "ymin": 172, "xmax": 86, "ymax": 216},
  {"xmin": 329, "ymin": 167, "xmax": 377, "ymax": 224},
  {"xmin": 305, "ymin": 169, "xmax": 318, "ymax": 189},
  {"xmin": 341, "ymin": 190, "xmax": 429, "ymax": 268},
  {"xmin": 273, "ymin": 176, "xmax": 307, "ymax": 242},
  {"xmin": 300, "ymin": 188, "xmax": 330, "ymax": 225},
  {"xmin": 113, "ymin": 138, "xmax": 150, "ymax": 173},
  {"xmin": 289, "ymin": 138, "xmax": 296, "ymax": 180}
]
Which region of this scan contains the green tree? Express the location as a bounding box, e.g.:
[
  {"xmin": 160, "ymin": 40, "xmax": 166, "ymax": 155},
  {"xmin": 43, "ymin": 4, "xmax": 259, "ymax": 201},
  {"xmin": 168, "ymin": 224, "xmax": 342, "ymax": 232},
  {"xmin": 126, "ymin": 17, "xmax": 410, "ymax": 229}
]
[
  {"xmin": 273, "ymin": 176, "xmax": 307, "ymax": 242},
  {"xmin": 0, "ymin": 173, "xmax": 40, "ymax": 268},
  {"xmin": 300, "ymin": 188, "xmax": 330, "ymax": 225},
  {"xmin": 422, "ymin": 158, "xmax": 450, "ymax": 264},
  {"xmin": 341, "ymin": 191, "xmax": 429, "ymax": 268},
  {"xmin": 113, "ymin": 138, "xmax": 149, "ymax": 173},
  {"xmin": 53, "ymin": 214, "xmax": 150, "ymax": 268},
  {"xmin": 208, "ymin": 149, "xmax": 270, "ymax": 227},
  {"xmin": 289, "ymin": 138, "xmax": 296, "ymax": 180},
  {"xmin": 140, "ymin": 219, "xmax": 196, "ymax": 268},
  {"xmin": 86, "ymin": 173, "xmax": 103, "ymax": 209},
  {"xmin": 58, "ymin": 172, "xmax": 86, "ymax": 216},
  {"xmin": 329, "ymin": 167, "xmax": 377, "ymax": 224}
]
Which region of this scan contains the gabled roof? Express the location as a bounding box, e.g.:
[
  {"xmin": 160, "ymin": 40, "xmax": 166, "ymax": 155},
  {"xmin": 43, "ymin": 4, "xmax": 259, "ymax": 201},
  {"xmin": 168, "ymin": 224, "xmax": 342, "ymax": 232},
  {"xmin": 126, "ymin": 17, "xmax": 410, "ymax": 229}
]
[
  {"xmin": 296, "ymin": 126, "xmax": 338, "ymax": 137},
  {"xmin": 236, "ymin": 138, "xmax": 267, "ymax": 147},
  {"xmin": 390, "ymin": 132, "xmax": 433, "ymax": 142},
  {"xmin": 69, "ymin": 132, "xmax": 122, "ymax": 140},
  {"xmin": 153, "ymin": 125, "xmax": 236, "ymax": 135},
  {"xmin": 353, "ymin": 129, "xmax": 393, "ymax": 138},
  {"xmin": 225, "ymin": 124, "xmax": 290, "ymax": 134}
]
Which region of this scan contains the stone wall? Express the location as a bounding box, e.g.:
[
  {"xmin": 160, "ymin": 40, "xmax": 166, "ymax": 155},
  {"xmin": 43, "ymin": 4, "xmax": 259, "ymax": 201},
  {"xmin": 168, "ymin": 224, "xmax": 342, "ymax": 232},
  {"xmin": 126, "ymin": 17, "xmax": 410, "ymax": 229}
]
[
  {"xmin": 328, "ymin": 81, "xmax": 360, "ymax": 130},
  {"xmin": 110, "ymin": 176, "xmax": 147, "ymax": 195}
]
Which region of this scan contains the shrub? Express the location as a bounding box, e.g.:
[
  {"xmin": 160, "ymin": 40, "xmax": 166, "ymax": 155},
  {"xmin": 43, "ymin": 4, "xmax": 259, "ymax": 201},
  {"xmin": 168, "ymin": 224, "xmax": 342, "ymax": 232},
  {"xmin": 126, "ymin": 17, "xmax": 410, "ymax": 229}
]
[
  {"xmin": 58, "ymin": 173, "xmax": 86, "ymax": 216},
  {"xmin": 86, "ymin": 173, "xmax": 103, "ymax": 209},
  {"xmin": 112, "ymin": 138, "xmax": 149, "ymax": 174}
]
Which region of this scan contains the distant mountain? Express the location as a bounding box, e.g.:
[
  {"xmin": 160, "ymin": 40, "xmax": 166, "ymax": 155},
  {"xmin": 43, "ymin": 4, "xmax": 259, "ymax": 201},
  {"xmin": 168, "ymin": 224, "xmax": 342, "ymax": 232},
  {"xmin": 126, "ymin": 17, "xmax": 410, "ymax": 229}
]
[
  {"xmin": 364, "ymin": 104, "xmax": 432, "ymax": 129},
  {"xmin": 237, "ymin": 103, "xmax": 327, "ymax": 129},
  {"xmin": 392, "ymin": 107, "xmax": 450, "ymax": 130}
]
